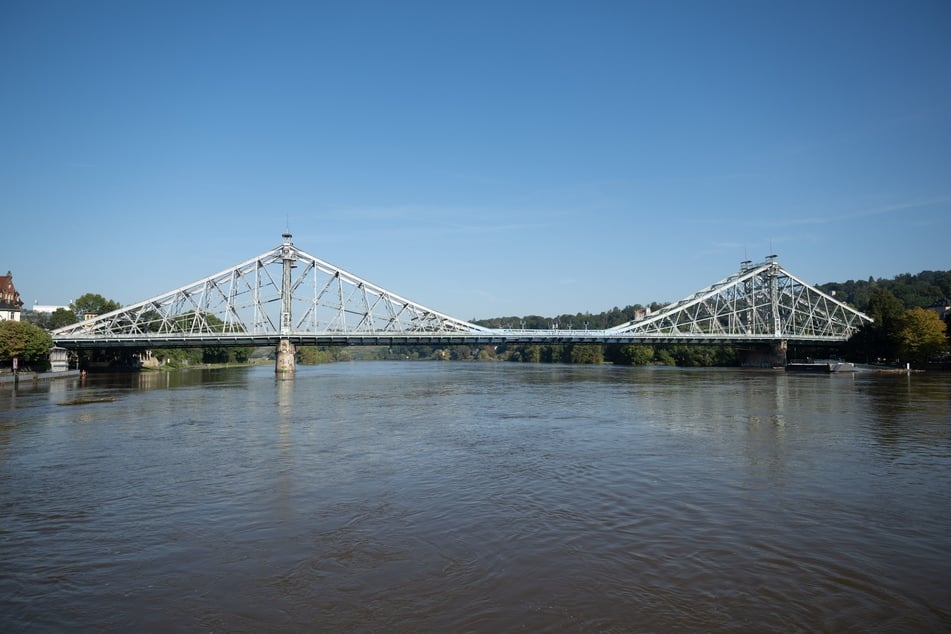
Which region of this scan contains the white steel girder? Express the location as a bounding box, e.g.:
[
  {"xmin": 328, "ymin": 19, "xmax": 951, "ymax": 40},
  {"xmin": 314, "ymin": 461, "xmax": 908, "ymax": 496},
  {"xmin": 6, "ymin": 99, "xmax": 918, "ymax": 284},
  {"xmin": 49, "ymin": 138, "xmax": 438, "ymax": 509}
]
[
  {"xmin": 52, "ymin": 246, "xmax": 871, "ymax": 346},
  {"xmin": 52, "ymin": 237, "xmax": 492, "ymax": 341},
  {"xmin": 606, "ymin": 258, "xmax": 872, "ymax": 341}
]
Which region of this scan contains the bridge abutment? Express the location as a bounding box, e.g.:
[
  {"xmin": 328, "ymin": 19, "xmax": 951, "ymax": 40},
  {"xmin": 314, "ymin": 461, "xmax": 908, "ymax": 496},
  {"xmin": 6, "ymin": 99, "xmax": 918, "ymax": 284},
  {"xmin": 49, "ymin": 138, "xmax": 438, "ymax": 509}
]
[
  {"xmin": 738, "ymin": 340, "xmax": 787, "ymax": 368},
  {"xmin": 275, "ymin": 338, "xmax": 296, "ymax": 376}
]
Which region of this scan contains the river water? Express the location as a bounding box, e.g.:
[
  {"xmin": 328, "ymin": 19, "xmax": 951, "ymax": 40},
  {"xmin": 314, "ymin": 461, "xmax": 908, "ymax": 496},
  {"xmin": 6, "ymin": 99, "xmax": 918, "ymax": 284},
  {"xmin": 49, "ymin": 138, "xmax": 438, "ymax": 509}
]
[{"xmin": 1, "ymin": 362, "xmax": 949, "ymax": 632}]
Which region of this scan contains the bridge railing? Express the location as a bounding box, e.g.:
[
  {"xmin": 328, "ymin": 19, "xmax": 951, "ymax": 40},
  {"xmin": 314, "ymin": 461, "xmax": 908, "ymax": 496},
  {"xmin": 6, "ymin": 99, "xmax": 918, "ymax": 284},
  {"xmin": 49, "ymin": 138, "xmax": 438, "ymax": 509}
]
[{"xmin": 52, "ymin": 328, "xmax": 858, "ymax": 349}]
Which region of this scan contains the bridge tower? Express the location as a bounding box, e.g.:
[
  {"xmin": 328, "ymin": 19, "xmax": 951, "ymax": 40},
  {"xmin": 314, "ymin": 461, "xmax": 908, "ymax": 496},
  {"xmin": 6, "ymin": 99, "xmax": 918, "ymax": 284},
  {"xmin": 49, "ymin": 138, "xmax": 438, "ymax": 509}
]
[
  {"xmin": 738, "ymin": 255, "xmax": 787, "ymax": 367},
  {"xmin": 275, "ymin": 232, "xmax": 297, "ymax": 376}
]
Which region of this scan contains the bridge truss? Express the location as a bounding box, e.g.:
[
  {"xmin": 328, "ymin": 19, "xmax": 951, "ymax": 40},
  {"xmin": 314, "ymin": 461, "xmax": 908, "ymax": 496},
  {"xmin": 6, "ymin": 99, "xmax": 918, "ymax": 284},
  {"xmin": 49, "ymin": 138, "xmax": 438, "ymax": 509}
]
[
  {"xmin": 53, "ymin": 235, "xmax": 494, "ymax": 349},
  {"xmin": 52, "ymin": 238, "xmax": 871, "ymax": 349},
  {"xmin": 604, "ymin": 257, "xmax": 872, "ymax": 343}
]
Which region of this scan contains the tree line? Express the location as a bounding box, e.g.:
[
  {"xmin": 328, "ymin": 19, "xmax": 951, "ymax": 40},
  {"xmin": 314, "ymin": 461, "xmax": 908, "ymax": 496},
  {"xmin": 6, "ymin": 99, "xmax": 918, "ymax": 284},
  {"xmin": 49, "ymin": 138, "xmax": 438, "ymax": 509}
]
[{"xmin": 818, "ymin": 275, "xmax": 949, "ymax": 366}]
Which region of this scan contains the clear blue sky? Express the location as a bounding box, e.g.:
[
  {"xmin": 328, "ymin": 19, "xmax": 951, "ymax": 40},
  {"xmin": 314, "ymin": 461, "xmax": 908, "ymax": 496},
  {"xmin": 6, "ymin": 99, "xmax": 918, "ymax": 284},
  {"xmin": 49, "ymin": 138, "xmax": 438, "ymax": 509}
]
[{"xmin": 3, "ymin": 1, "xmax": 949, "ymax": 320}]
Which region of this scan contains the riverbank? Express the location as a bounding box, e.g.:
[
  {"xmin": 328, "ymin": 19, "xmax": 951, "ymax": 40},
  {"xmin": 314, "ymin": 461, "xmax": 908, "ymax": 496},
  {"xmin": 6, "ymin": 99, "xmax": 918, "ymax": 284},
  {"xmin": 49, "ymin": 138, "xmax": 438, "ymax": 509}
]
[{"xmin": 0, "ymin": 369, "xmax": 81, "ymax": 385}]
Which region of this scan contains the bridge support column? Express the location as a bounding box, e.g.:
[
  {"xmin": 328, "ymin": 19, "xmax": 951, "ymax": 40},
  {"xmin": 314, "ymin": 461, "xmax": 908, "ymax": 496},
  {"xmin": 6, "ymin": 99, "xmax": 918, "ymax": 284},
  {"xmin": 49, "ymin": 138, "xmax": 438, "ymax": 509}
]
[
  {"xmin": 738, "ymin": 340, "xmax": 787, "ymax": 368},
  {"xmin": 275, "ymin": 338, "xmax": 296, "ymax": 377}
]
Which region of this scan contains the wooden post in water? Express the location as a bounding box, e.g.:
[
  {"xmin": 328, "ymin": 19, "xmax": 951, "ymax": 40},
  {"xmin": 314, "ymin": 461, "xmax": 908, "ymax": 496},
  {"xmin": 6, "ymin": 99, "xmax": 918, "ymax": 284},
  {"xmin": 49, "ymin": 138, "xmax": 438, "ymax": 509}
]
[{"xmin": 276, "ymin": 232, "xmax": 297, "ymax": 377}]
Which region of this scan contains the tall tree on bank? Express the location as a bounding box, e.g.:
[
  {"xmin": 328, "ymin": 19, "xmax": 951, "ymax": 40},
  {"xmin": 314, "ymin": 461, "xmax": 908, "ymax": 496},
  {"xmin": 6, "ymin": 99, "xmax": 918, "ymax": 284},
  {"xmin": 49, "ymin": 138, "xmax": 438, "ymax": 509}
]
[
  {"xmin": 857, "ymin": 287, "xmax": 906, "ymax": 362},
  {"xmin": 20, "ymin": 307, "xmax": 78, "ymax": 331},
  {"xmin": 896, "ymin": 307, "xmax": 947, "ymax": 365},
  {"xmin": 0, "ymin": 321, "xmax": 53, "ymax": 367},
  {"xmin": 70, "ymin": 293, "xmax": 121, "ymax": 318},
  {"xmin": 50, "ymin": 307, "xmax": 78, "ymax": 329}
]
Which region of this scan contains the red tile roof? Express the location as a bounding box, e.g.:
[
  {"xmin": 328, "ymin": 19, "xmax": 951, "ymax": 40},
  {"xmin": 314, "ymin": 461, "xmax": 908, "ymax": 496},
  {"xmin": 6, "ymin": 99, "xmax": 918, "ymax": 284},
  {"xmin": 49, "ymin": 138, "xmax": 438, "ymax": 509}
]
[{"xmin": 0, "ymin": 271, "xmax": 24, "ymax": 310}]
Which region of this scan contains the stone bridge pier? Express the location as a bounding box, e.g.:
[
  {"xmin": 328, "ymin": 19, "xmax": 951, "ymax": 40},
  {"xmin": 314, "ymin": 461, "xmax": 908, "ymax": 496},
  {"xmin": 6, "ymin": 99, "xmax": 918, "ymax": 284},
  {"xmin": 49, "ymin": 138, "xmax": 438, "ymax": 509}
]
[
  {"xmin": 276, "ymin": 233, "xmax": 297, "ymax": 378},
  {"xmin": 276, "ymin": 338, "xmax": 295, "ymax": 376},
  {"xmin": 738, "ymin": 341, "xmax": 787, "ymax": 368}
]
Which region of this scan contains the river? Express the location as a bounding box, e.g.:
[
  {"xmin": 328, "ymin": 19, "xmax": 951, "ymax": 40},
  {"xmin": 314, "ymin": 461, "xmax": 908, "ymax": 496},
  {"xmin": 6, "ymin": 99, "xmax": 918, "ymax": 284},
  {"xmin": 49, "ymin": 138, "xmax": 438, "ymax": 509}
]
[{"xmin": 2, "ymin": 362, "xmax": 949, "ymax": 632}]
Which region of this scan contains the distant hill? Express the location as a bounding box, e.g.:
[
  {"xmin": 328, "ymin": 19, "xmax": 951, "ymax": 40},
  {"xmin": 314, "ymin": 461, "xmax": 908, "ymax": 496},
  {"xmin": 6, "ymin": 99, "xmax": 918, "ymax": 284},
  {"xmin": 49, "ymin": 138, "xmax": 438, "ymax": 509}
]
[{"xmin": 817, "ymin": 270, "xmax": 951, "ymax": 312}]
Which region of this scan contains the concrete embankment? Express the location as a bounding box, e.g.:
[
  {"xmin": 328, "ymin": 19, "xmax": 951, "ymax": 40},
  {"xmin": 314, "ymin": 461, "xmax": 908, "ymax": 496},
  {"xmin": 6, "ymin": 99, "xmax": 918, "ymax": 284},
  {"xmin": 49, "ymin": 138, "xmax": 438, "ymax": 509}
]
[{"xmin": 0, "ymin": 370, "xmax": 81, "ymax": 385}]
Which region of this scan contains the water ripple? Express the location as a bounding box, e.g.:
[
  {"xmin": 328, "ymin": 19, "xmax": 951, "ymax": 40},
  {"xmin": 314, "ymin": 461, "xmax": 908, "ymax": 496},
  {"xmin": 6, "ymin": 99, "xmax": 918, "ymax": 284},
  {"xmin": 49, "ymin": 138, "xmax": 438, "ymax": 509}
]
[{"xmin": 1, "ymin": 364, "xmax": 950, "ymax": 631}]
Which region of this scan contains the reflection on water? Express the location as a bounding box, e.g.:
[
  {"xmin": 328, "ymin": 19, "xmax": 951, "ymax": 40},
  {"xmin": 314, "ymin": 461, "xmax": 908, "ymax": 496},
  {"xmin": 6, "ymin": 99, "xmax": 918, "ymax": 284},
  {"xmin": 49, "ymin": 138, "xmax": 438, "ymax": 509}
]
[
  {"xmin": 864, "ymin": 373, "xmax": 951, "ymax": 458},
  {"xmin": 1, "ymin": 363, "xmax": 949, "ymax": 632}
]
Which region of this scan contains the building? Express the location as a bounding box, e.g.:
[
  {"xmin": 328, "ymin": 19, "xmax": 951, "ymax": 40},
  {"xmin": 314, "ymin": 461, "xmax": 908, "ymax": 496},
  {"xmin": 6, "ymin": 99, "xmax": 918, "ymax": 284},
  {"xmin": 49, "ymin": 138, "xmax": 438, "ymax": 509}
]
[
  {"xmin": 0, "ymin": 271, "xmax": 24, "ymax": 321},
  {"xmin": 49, "ymin": 347, "xmax": 70, "ymax": 372},
  {"xmin": 32, "ymin": 302, "xmax": 70, "ymax": 314},
  {"xmin": 930, "ymin": 298, "xmax": 951, "ymax": 321}
]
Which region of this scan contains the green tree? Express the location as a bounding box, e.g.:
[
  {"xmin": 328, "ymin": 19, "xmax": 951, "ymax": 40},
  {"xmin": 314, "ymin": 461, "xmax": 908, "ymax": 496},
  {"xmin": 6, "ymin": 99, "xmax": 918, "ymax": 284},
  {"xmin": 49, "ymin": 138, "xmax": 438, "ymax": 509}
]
[
  {"xmin": 476, "ymin": 345, "xmax": 497, "ymax": 360},
  {"xmin": 520, "ymin": 345, "xmax": 542, "ymax": 363},
  {"xmin": 896, "ymin": 307, "xmax": 947, "ymax": 365},
  {"xmin": 21, "ymin": 308, "xmax": 76, "ymax": 331},
  {"xmin": 0, "ymin": 320, "xmax": 54, "ymax": 367},
  {"xmin": 569, "ymin": 344, "xmax": 604, "ymax": 364},
  {"xmin": 298, "ymin": 346, "xmax": 334, "ymax": 364},
  {"xmin": 617, "ymin": 344, "xmax": 654, "ymax": 365},
  {"xmin": 669, "ymin": 345, "xmax": 716, "ymax": 367},
  {"xmin": 887, "ymin": 274, "xmax": 943, "ymax": 308},
  {"xmin": 544, "ymin": 344, "xmax": 568, "ymax": 363},
  {"xmin": 20, "ymin": 310, "xmax": 49, "ymax": 329},
  {"xmin": 202, "ymin": 347, "xmax": 231, "ymax": 364},
  {"xmin": 50, "ymin": 307, "xmax": 78, "ymax": 329},
  {"xmin": 70, "ymin": 293, "xmax": 121, "ymax": 317},
  {"xmin": 449, "ymin": 345, "xmax": 472, "ymax": 360},
  {"xmin": 150, "ymin": 348, "xmax": 203, "ymax": 368},
  {"xmin": 862, "ymin": 287, "xmax": 906, "ymax": 361}
]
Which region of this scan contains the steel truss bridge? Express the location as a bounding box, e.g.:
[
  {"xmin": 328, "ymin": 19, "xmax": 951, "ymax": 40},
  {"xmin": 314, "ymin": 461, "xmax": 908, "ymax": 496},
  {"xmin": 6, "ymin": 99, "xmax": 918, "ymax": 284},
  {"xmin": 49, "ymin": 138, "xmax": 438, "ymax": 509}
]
[{"xmin": 52, "ymin": 234, "xmax": 872, "ymax": 350}]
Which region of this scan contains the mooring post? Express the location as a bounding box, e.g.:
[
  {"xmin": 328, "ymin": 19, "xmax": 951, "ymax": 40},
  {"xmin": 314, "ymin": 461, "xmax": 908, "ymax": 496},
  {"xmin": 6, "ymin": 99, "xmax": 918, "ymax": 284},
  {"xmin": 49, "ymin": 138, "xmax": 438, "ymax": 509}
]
[{"xmin": 276, "ymin": 232, "xmax": 297, "ymax": 377}]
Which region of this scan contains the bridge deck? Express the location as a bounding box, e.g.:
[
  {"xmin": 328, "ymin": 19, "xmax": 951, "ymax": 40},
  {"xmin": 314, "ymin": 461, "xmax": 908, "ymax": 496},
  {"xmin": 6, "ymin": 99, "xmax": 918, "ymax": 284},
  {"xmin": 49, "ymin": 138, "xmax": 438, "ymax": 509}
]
[{"xmin": 53, "ymin": 330, "xmax": 848, "ymax": 349}]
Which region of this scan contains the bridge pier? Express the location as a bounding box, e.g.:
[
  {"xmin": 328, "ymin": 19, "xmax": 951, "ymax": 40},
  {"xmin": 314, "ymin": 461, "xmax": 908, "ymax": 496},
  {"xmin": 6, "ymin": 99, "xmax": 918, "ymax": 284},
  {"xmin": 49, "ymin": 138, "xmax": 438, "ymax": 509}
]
[
  {"xmin": 275, "ymin": 338, "xmax": 296, "ymax": 376},
  {"xmin": 738, "ymin": 340, "xmax": 787, "ymax": 368}
]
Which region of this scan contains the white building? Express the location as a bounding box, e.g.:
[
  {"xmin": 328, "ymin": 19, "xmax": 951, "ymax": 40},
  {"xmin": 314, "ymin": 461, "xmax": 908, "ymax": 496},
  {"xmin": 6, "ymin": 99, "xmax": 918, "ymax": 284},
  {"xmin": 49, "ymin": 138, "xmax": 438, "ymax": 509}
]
[
  {"xmin": 49, "ymin": 347, "xmax": 70, "ymax": 372},
  {"xmin": 32, "ymin": 302, "xmax": 70, "ymax": 314}
]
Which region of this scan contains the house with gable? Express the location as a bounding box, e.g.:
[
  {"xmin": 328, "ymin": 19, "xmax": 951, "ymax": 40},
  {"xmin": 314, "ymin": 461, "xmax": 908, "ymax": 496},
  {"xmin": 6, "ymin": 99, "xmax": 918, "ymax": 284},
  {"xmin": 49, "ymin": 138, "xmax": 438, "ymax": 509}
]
[{"xmin": 1, "ymin": 271, "xmax": 24, "ymax": 321}]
